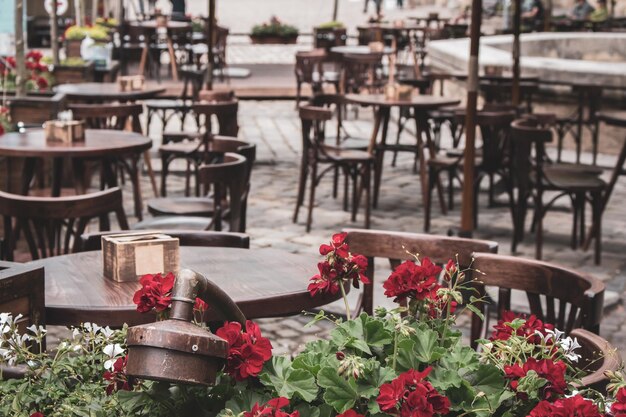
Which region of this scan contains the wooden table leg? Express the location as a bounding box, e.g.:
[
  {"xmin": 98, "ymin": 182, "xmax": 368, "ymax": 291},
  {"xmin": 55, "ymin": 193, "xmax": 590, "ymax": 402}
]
[
  {"xmin": 51, "ymin": 158, "xmax": 64, "ymax": 197},
  {"xmin": 415, "ymin": 110, "xmax": 445, "ymax": 213},
  {"xmin": 19, "ymin": 157, "xmax": 37, "ymax": 195},
  {"xmin": 138, "ymin": 45, "xmax": 148, "ymax": 77},
  {"xmin": 166, "ymin": 37, "xmax": 179, "ymax": 81},
  {"xmin": 128, "ymin": 155, "xmax": 144, "ymax": 220},
  {"xmin": 373, "ymin": 107, "xmax": 391, "ymax": 208},
  {"xmin": 71, "ymin": 159, "xmax": 87, "ymax": 195}
]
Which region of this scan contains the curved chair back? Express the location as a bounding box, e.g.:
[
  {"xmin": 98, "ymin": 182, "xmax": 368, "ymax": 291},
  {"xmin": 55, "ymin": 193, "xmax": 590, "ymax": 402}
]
[
  {"xmin": 572, "ymin": 328, "xmax": 622, "ymax": 394},
  {"xmin": 469, "ymin": 253, "xmax": 605, "ymax": 348},
  {"xmin": 193, "ymin": 100, "xmax": 239, "ymax": 137},
  {"xmin": 0, "ymin": 188, "xmax": 129, "ymax": 260},
  {"xmin": 341, "ymin": 53, "xmax": 383, "ymax": 94},
  {"xmin": 69, "ymin": 103, "xmax": 144, "ymax": 133},
  {"xmin": 343, "ymin": 228, "xmax": 498, "ymax": 315},
  {"xmin": 295, "ymin": 49, "xmax": 326, "ymax": 84}
]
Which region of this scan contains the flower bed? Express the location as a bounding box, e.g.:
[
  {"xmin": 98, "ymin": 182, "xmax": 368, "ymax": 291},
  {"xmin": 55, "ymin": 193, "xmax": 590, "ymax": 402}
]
[
  {"xmin": 0, "ymin": 51, "xmax": 52, "ymax": 93},
  {"xmin": 0, "ymin": 233, "xmax": 624, "ymax": 417},
  {"xmin": 250, "ymin": 16, "xmax": 299, "ymax": 45}
]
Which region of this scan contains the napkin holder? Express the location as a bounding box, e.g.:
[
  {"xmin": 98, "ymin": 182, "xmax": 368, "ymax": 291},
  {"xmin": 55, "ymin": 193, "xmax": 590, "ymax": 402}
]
[
  {"xmin": 103, "ymin": 232, "xmax": 180, "ymax": 282},
  {"xmin": 118, "ymin": 75, "xmax": 145, "ymax": 92},
  {"xmin": 43, "ymin": 120, "xmax": 85, "ymax": 143},
  {"xmin": 368, "ymin": 41, "xmax": 384, "ymax": 53}
]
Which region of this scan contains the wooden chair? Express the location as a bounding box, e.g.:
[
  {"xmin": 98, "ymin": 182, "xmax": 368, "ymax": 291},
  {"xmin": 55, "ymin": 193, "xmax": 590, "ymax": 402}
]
[
  {"xmin": 293, "ymin": 106, "xmax": 373, "ymax": 232},
  {"xmin": 572, "ymin": 328, "xmax": 622, "ymax": 393},
  {"xmin": 159, "ymin": 99, "xmax": 239, "ymax": 197},
  {"xmin": 469, "ymin": 253, "xmax": 605, "ymax": 349},
  {"xmin": 133, "ymin": 153, "xmax": 248, "ymax": 233},
  {"xmin": 78, "ymin": 230, "xmax": 250, "ymax": 251},
  {"xmin": 295, "ymin": 49, "xmax": 327, "ymax": 108},
  {"xmin": 343, "ymin": 228, "xmax": 498, "ymax": 315},
  {"xmin": 340, "ymin": 53, "xmax": 384, "ymax": 94},
  {"xmin": 0, "ymin": 262, "xmax": 46, "ymax": 379},
  {"xmin": 0, "ymin": 188, "xmax": 129, "ymax": 261},
  {"xmin": 510, "ymin": 118, "xmax": 606, "ymax": 263},
  {"xmin": 148, "ymin": 137, "xmax": 255, "ymax": 231}
]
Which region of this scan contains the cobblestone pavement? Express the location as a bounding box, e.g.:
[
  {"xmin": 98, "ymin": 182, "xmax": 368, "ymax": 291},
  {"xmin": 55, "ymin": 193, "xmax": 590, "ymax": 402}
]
[{"xmin": 139, "ymin": 100, "xmax": 626, "ymax": 358}]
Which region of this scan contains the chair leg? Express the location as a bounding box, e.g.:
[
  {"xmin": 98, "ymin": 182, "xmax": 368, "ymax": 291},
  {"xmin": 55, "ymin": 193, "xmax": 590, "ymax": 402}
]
[
  {"xmin": 143, "ymin": 151, "xmax": 159, "ymax": 198},
  {"xmin": 306, "ymin": 162, "xmax": 318, "ymax": 233},
  {"xmin": 293, "ymin": 157, "xmax": 308, "ymax": 223},
  {"xmin": 424, "ymin": 166, "xmax": 436, "ymax": 232},
  {"xmin": 592, "ymin": 191, "xmax": 602, "ymax": 265},
  {"xmin": 351, "ymin": 167, "xmax": 358, "ymax": 222},
  {"xmin": 364, "ymin": 163, "xmax": 371, "ymax": 229},
  {"xmin": 535, "ymin": 192, "xmax": 543, "ymax": 260},
  {"xmin": 160, "ymin": 155, "xmax": 170, "ymax": 197},
  {"xmin": 295, "ymin": 82, "xmax": 301, "ymax": 110}
]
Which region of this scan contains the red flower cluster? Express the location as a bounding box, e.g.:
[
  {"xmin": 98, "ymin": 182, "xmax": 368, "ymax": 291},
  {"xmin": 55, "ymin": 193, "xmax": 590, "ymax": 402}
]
[
  {"xmin": 377, "ymin": 367, "xmax": 450, "ymax": 417},
  {"xmin": 382, "ymin": 257, "xmax": 442, "ymax": 303},
  {"xmin": 612, "ymin": 387, "xmax": 626, "ymax": 417},
  {"xmin": 308, "ymin": 233, "xmax": 370, "ymax": 297},
  {"xmin": 337, "ymin": 410, "xmax": 365, "ymax": 417},
  {"xmin": 133, "ymin": 272, "xmax": 175, "ymax": 313},
  {"xmin": 504, "ymin": 358, "xmax": 567, "ymax": 400},
  {"xmin": 243, "ymin": 398, "xmax": 299, "ymax": 417},
  {"xmin": 30, "ymin": 413, "xmax": 44, "ymax": 417},
  {"xmin": 490, "ymin": 311, "xmax": 554, "ymax": 344},
  {"xmin": 216, "ymin": 320, "xmax": 273, "ymax": 381},
  {"xmin": 103, "ymin": 355, "xmax": 134, "ymax": 395},
  {"xmin": 528, "ymin": 395, "xmax": 603, "ymax": 417}
]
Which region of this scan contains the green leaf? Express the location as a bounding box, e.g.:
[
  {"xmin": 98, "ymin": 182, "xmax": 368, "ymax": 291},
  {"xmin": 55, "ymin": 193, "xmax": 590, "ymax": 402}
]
[
  {"xmin": 331, "ymin": 319, "xmax": 372, "ymax": 355},
  {"xmin": 362, "ymin": 315, "xmax": 393, "ymax": 348},
  {"xmin": 466, "ymin": 303, "xmax": 485, "ymax": 321},
  {"xmin": 395, "ymin": 339, "xmax": 421, "ymax": 372},
  {"xmin": 260, "ymin": 356, "xmax": 319, "ymax": 402},
  {"xmin": 223, "ymin": 390, "xmax": 270, "ymax": 415},
  {"xmin": 413, "ymin": 329, "xmax": 446, "ymax": 363},
  {"xmin": 468, "ymin": 364, "xmax": 506, "ymax": 396},
  {"xmin": 317, "ymin": 367, "xmax": 359, "ymax": 413},
  {"xmin": 292, "ymin": 352, "xmax": 325, "ymax": 376}
]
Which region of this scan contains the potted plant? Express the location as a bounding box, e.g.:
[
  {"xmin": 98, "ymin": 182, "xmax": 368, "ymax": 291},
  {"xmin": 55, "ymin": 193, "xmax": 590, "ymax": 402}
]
[
  {"xmin": 1, "ymin": 233, "xmax": 625, "ymax": 416},
  {"xmin": 0, "ymin": 52, "xmax": 52, "ymax": 93},
  {"xmin": 48, "ymin": 57, "xmax": 95, "ymax": 85},
  {"xmin": 64, "ymin": 25, "xmax": 110, "ymax": 58},
  {"xmin": 314, "ymin": 21, "xmax": 347, "ymax": 50},
  {"xmin": 250, "ymin": 16, "xmax": 299, "ymax": 44}
]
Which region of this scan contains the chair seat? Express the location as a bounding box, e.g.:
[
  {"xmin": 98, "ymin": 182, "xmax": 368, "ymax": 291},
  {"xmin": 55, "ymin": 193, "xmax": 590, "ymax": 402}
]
[
  {"xmin": 132, "ymin": 215, "xmax": 213, "ymax": 231},
  {"xmin": 548, "ymin": 162, "xmax": 604, "ymax": 176},
  {"xmin": 144, "ymin": 99, "xmax": 187, "ymax": 109},
  {"xmin": 428, "ymin": 154, "xmax": 482, "ymax": 169},
  {"xmin": 159, "ymin": 142, "xmax": 201, "ymax": 156},
  {"xmin": 321, "ymin": 146, "xmax": 373, "ymax": 162},
  {"xmin": 542, "ymin": 169, "xmax": 606, "ymax": 192},
  {"xmin": 148, "ymin": 197, "xmax": 216, "ymax": 216}
]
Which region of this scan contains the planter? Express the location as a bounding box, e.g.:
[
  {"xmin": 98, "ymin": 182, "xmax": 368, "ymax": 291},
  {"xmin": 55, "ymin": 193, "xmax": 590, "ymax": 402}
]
[
  {"xmin": 313, "ymin": 27, "xmax": 347, "ymax": 50},
  {"xmin": 52, "ymin": 61, "xmax": 95, "ymax": 85},
  {"xmin": 64, "ymin": 39, "xmax": 83, "ymax": 58},
  {"xmin": 249, "ymin": 35, "xmax": 298, "ymax": 45}
]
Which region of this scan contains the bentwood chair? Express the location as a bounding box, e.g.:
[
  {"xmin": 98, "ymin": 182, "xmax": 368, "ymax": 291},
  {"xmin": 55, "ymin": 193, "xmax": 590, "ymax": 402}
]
[
  {"xmin": 294, "ymin": 106, "xmax": 373, "ymax": 232},
  {"xmin": 340, "ymin": 53, "xmax": 384, "ymax": 94},
  {"xmin": 69, "ymin": 103, "xmax": 159, "ymax": 219},
  {"xmin": 0, "ymin": 188, "xmax": 129, "ymax": 261},
  {"xmin": 572, "ymin": 328, "xmax": 622, "ymax": 393},
  {"xmin": 295, "ymin": 49, "xmax": 327, "ymax": 108},
  {"xmin": 469, "ymin": 253, "xmax": 605, "ymax": 349},
  {"xmin": 343, "ymin": 229, "xmax": 498, "ymax": 315}
]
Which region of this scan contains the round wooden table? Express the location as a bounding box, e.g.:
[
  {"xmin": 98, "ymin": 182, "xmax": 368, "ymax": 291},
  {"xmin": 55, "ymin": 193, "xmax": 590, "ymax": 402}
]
[
  {"xmin": 32, "ymin": 247, "xmax": 342, "ymax": 327},
  {"xmin": 54, "ymin": 82, "xmax": 166, "ymax": 102},
  {"xmin": 330, "ymin": 45, "xmax": 394, "ymax": 55},
  {"xmin": 0, "ymin": 129, "xmax": 152, "ymax": 216},
  {"xmin": 345, "ymin": 94, "xmax": 460, "ymax": 209}
]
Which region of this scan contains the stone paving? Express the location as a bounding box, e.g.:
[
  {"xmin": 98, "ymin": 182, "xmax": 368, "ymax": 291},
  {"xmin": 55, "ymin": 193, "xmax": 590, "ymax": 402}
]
[{"xmin": 137, "ymin": 99, "xmax": 626, "ymax": 358}]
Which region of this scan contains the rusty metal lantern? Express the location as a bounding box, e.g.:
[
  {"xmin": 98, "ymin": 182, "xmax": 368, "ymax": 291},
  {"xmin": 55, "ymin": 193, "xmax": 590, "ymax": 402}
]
[{"xmin": 126, "ymin": 269, "xmax": 246, "ymax": 386}]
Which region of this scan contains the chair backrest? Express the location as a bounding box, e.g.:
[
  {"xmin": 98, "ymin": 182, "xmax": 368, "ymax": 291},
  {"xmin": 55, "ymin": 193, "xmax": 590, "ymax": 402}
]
[
  {"xmin": 295, "ymin": 49, "xmax": 326, "ymax": 83},
  {"xmin": 198, "ymin": 153, "xmax": 248, "ymax": 232},
  {"xmin": 78, "ymin": 230, "xmax": 250, "ymax": 252},
  {"xmin": 572, "ymin": 328, "xmax": 622, "ymax": 393},
  {"xmin": 198, "ymin": 89, "xmax": 235, "ymax": 103},
  {"xmin": 476, "ymin": 111, "xmax": 516, "ymax": 174},
  {"xmin": 341, "ymin": 53, "xmax": 383, "ymax": 94},
  {"xmin": 299, "ymin": 105, "xmax": 332, "ymax": 154},
  {"xmin": 343, "ymin": 228, "xmax": 499, "ymax": 314},
  {"xmin": 510, "ymin": 118, "xmax": 553, "ymax": 193},
  {"xmin": 0, "ymin": 188, "xmax": 130, "ymax": 260},
  {"xmin": 192, "ymin": 100, "xmax": 239, "ymax": 137},
  {"xmin": 8, "ymin": 93, "xmax": 67, "ymax": 129},
  {"xmin": 69, "ymin": 103, "xmax": 144, "ymax": 134},
  {"xmin": 0, "ymin": 263, "xmax": 45, "ymax": 345},
  {"xmin": 469, "ymin": 253, "xmax": 605, "ymax": 348},
  {"xmin": 179, "ymin": 67, "xmax": 206, "ymax": 101},
  {"xmin": 308, "ymin": 94, "xmax": 346, "ymax": 146}
]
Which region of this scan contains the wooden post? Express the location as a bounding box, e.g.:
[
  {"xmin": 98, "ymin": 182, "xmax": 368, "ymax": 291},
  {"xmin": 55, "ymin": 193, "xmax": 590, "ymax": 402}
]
[
  {"xmin": 512, "ymin": 0, "xmax": 521, "ymax": 107},
  {"xmin": 14, "ymin": 0, "xmax": 26, "ymax": 97},
  {"xmin": 332, "ymin": 0, "xmax": 339, "ymax": 21},
  {"xmin": 51, "ymin": 0, "xmax": 60, "ymax": 66},
  {"xmin": 459, "ymin": 0, "xmax": 483, "ymax": 237},
  {"xmin": 206, "ymin": 0, "xmax": 216, "ymax": 90},
  {"xmin": 75, "ymin": 0, "xmax": 84, "ymax": 26}
]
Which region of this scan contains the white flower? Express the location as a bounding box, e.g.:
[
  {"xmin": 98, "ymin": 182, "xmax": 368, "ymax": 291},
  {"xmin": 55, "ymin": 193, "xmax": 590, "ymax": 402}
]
[
  {"xmin": 559, "ymin": 336, "xmax": 582, "ymax": 362},
  {"xmin": 0, "ymin": 312, "xmax": 10, "ymax": 326},
  {"xmin": 99, "ymin": 326, "xmax": 114, "ymax": 338},
  {"xmin": 103, "ymin": 343, "xmax": 125, "ymax": 370}
]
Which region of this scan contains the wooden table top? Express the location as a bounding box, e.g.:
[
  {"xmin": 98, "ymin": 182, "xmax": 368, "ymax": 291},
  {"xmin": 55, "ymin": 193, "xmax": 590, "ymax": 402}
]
[
  {"xmin": 33, "ymin": 247, "xmax": 343, "ymax": 327},
  {"xmin": 0, "ymin": 129, "xmax": 152, "ymax": 158},
  {"xmin": 345, "ymin": 93, "xmax": 460, "ymax": 109},
  {"xmin": 330, "ymin": 45, "xmax": 394, "ymax": 55},
  {"xmin": 598, "ymin": 110, "xmax": 626, "ymax": 128},
  {"xmin": 130, "ymin": 20, "xmax": 192, "ymax": 30},
  {"xmin": 54, "ymin": 83, "xmax": 166, "ymax": 101}
]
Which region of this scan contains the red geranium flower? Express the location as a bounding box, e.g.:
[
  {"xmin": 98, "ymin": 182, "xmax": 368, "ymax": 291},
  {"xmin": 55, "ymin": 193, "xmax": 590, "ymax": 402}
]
[
  {"xmin": 319, "ymin": 232, "xmax": 349, "ymax": 257},
  {"xmin": 26, "ymin": 50, "xmax": 43, "ymax": 61},
  {"xmin": 194, "ymin": 297, "xmax": 208, "ymax": 313},
  {"xmin": 132, "ymin": 272, "xmax": 175, "ymax": 313},
  {"xmin": 612, "ymin": 387, "xmax": 626, "ymax": 417},
  {"xmin": 36, "ymin": 77, "xmax": 48, "ymax": 90},
  {"xmin": 103, "ymin": 355, "xmax": 134, "ymax": 395},
  {"xmin": 216, "ymin": 320, "xmax": 273, "ymax": 381},
  {"xmin": 382, "ymin": 258, "xmax": 442, "ymax": 303},
  {"xmin": 504, "ymin": 358, "xmax": 567, "ymax": 400},
  {"xmin": 243, "ymin": 397, "xmax": 299, "ymax": 417},
  {"xmin": 528, "ymin": 395, "xmax": 602, "ymax": 417},
  {"xmin": 30, "ymin": 413, "xmax": 44, "ymax": 417},
  {"xmin": 490, "ymin": 311, "xmax": 554, "ymax": 344},
  {"xmin": 337, "ymin": 410, "xmax": 365, "ymax": 417}
]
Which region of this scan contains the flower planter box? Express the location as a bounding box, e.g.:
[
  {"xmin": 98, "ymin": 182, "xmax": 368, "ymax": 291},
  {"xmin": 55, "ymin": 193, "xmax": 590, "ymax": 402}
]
[
  {"xmin": 313, "ymin": 27, "xmax": 347, "ymax": 50},
  {"xmin": 64, "ymin": 39, "xmax": 83, "ymax": 58},
  {"xmin": 249, "ymin": 35, "xmax": 298, "ymax": 45},
  {"xmin": 52, "ymin": 61, "xmax": 95, "ymax": 85}
]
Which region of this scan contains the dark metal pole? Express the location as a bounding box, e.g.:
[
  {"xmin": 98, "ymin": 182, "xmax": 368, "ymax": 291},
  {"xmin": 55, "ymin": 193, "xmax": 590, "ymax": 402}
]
[
  {"xmin": 51, "ymin": 0, "xmax": 60, "ymax": 66},
  {"xmin": 333, "ymin": 0, "xmax": 339, "ymax": 21},
  {"xmin": 512, "ymin": 0, "xmax": 521, "ymax": 107},
  {"xmin": 459, "ymin": 0, "xmax": 483, "ymax": 237},
  {"xmin": 206, "ymin": 0, "xmax": 216, "ymax": 90}
]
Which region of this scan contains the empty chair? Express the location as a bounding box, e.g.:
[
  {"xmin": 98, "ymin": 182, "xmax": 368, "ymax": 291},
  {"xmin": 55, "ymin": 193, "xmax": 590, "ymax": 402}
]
[
  {"xmin": 295, "ymin": 49, "xmax": 327, "ymax": 108},
  {"xmin": 340, "ymin": 53, "xmax": 384, "ymax": 94},
  {"xmin": 469, "ymin": 253, "xmax": 605, "ymax": 349},
  {"xmin": 343, "ymin": 228, "xmax": 498, "ymax": 315},
  {"xmin": 134, "ymin": 153, "xmax": 248, "ymax": 233},
  {"xmin": 294, "ymin": 106, "xmax": 373, "ymax": 232},
  {"xmin": 0, "ymin": 188, "xmax": 129, "ymax": 260},
  {"xmin": 78, "ymin": 230, "xmax": 250, "ymax": 251}
]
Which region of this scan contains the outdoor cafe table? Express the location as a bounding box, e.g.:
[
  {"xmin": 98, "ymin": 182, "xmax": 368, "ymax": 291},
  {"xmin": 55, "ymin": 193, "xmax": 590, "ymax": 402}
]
[
  {"xmin": 329, "ymin": 45, "xmax": 394, "ymax": 56},
  {"xmin": 0, "ymin": 129, "xmax": 152, "ymax": 218},
  {"xmin": 54, "ymin": 82, "xmax": 166, "ymax": 102},
  {"xmin": 345, "ymin": 93, "xmax": 460, "ymax": 209},
  {"xmin": 31, "ymin": 247, "xmax": 344, "ymax": 327}
]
